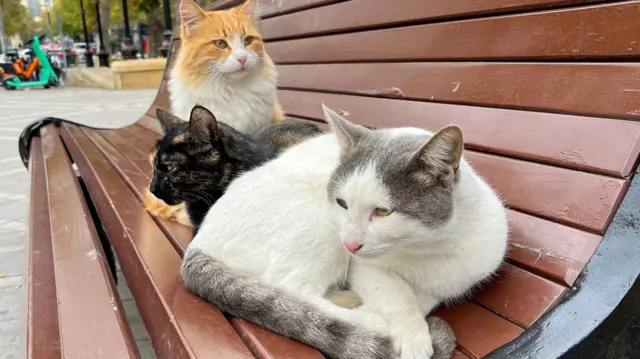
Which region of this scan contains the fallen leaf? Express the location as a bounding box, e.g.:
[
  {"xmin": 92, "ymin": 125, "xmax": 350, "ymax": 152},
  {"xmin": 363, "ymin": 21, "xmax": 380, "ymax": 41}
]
[
  {"xmin": 340, "ymin": 109, "xmax": 350, "ymax": 116},
  {"xmin": 0, "ymin": 274, "xmax": 5, "ymax": 278}
]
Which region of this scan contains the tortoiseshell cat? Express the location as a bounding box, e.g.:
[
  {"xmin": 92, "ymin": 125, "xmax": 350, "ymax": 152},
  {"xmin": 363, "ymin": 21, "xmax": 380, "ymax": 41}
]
[{"xmin": 146, "ymin": 106, "xmax": 321, "ymax": 232}]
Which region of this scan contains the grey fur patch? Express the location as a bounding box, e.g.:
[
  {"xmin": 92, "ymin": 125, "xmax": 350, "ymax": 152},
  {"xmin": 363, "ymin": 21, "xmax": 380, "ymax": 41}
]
[
  {"xmin": 328, "ymin": 129, "xmax": 455, "ymax": 228},
  {"xmin": 427, "ymin": 316, "xmax": 457, "ymax": 359},
  {"xmin": 181, "ymin": 248, "xmax": 398, "ymax": 359}
]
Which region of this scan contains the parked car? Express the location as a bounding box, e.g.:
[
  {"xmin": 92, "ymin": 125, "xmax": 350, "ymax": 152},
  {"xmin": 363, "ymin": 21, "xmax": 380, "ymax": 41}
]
[
  {"xmin": 73, "ymin": 42, "xmax": 88, "ymax": 62},
  {"xmin": 47, "ymin": 49, "xmax": 78, "ymax": 68}
]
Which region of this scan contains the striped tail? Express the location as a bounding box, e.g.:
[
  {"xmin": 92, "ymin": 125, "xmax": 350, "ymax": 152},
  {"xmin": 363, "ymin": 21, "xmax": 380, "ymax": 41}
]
[{"xmin": 181, "ymin": 248, "xmax": 456, "ymax": 359}]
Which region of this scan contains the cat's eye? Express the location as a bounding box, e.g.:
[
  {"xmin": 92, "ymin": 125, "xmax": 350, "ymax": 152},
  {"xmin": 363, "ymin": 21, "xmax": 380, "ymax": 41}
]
[
  {"xmin": 336, "ymin": 198, "xmax": 348, "ymax": 209},
  {"xmin": 244, "ymin": 36, "xmax": 254, "ymax": 46},
  {"xmin": 374, "ymin": 207, "xmax": 394, "ymax": 217},
  {"xmin": 213, "ymin": 40, "xmax": 228, "ymax": 49}
]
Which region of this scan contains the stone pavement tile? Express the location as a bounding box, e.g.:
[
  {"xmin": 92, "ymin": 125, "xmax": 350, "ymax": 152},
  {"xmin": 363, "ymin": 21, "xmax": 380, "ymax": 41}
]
[
  {"xmin": 0, "ymin": 221, "xmax": 26, "ymax": 234},
  {"xmin": 0, "ymin": 231, "xmax": 26, "ymax": 248},
  {"xmin": 1, "ymin": 181, "xmax": 29, "ymax": 197},
  {"xmin": 122, "ymin": 299, "xmax": 150, "ymax": 343},
  {"xmin": 138, "ymin": 340, "xmax": 158, "ymax": 359},
  {"xmin": 0, "ymin": 202, "xmax": 27, "ymax": 223},
  {"xmin": 0, "ymin": 192, "xmax": 28, "ymax": 206},
  {"xmin": 0, "ymin": 285, "xmax": 23, "ymax": 322},
  {"xmin": 0, "ymin": 168, "xmax": 27, "ymax": 181},
  {"xmin": 0, "ymin": 319, "xmax": 21, "ymax": 359},
  {"xmin": 117, "ymin": 270, "xmax": 133, "ymax": 302},
  {"xmin": 0, "ymin": 245, "xmax": 26, "ymax": 278},
  {"xmin": 117, "ymin": 270, "xmax": 157, "ymax": 359}
]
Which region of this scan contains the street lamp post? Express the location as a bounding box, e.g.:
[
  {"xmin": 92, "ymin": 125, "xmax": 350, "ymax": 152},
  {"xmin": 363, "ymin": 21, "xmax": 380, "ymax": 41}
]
[
  {"xmin": 40, "ymin": 1, "xmax": 54, "ymax": 43},
  {"xmin": 159, "ymin": 0, "xmax": 173, "ymax": 57},
  {"xmin": 93, "ymin": 0, "xmax": 110, "ymax": 66},
  {"xmin": 120, "ymin": 0, "xmax": 138, "ymax": 59},
  {"xmin": 79, "ymin": 0, "xmax": 94, "ymax": 67},
  {"xmin": 0, "ymin": 2, "xmax": 7, "ymax": 54}
]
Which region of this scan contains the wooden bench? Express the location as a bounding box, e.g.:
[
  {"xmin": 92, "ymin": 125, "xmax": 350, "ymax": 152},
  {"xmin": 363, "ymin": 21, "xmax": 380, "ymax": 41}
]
[{"xmin": 19, "ymin": 0, "xmax": 640, "ymax": 358}]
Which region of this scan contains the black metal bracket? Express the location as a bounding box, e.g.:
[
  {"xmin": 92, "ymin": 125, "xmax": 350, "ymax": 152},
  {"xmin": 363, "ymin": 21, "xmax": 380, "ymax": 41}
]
[{"xmin": 18, "ymin": 117, "xmax": 117, "ymax": 169}]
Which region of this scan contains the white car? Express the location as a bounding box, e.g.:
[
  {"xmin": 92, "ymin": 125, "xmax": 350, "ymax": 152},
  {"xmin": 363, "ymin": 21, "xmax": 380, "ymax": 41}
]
[{"xmin": 73, "ymin": 42, "xmax": 88, "ymax": 62}]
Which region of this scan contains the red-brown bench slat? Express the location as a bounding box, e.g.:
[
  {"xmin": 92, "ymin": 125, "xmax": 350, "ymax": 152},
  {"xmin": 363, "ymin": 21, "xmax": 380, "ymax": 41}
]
[
  {"xmin": 278, "ymin": 91, "xmax": 628, "ymax": 233},
  {"xmin": 147, "ymin": 81, "xmax": 171, "ymax": 117},
  {"xmin": 266, "ymin": 2, "xmax": 640, "ymax": 63},
  {"xmin": 230, "ymin": 319, "xmax": 327, "ymax": 359},
  {"xmin": 137, "ymin": 113, "xmax": 166, "ymax": 134},
  {"xmin": 99, "ymin": 127, "xmax": 155, "ymax": 169},
  {"xmin": 465, "ymin": 151, "xmax": 628, "ymax": 233},
  {"xmin": 278, "ymin": 89, "xmax": 640, "ymax": 178},
  {"xmin": 452, "ymin": 350, "xmax": 472, "ymax": 359},
  {"xmin": 270, "ymin": 116, "xmax": 603, "ymax": 286},
  {"xmin": 96, "ymin": 125, "xmax": 570, "ymax": 328},
  {"xmin": 61, "ymin": 124, "xmax": 256, "ymax": 359},
  {"xmin": 435, "ymin": 302, "xmax": 524, "ymax": 358},
  {"xmin": 40, "ymin": 125, "xmax": 140, "ymax": 359},
  {"xmin": 101, "ymin": 129, "xmax": 328, "ymax": 359},
  {"xmin": 207, "ymin": 0, "xmax": 244, "ymax": 10},
  {"xmin": 96, "ymin": 120, "xmax": 572, "ymax": 355},
  {"xmin": 259, "ymin": 0, "xmax": 608, "ymax": 39},
  {"xmin": 506, "ymin": 210, "xmax": 602, "ymax": 286},
  {"xmin": 473, "ymin": 264, "xmax": 568, "ymax": 328},
  {"xmin": 200, "ymin": 0, "xmax": 342, "ymax": 20},
  {"xmin": 125, "ymin": 124, "xmax": 164, "ymax": 145},
  {"xmin": 76, "ymin": 126, "xmax": 327, "ymax": 359},
  {"xmin": 26, "ymin": 137, "xmax": 62, "ymax": 359},
  {"xmin": 259, "ymin": 0, "xmax": 343, "ymax": 18},
  {"xmin": 88, "ymin": 127, "xmax": 194, "ymax": 252},
  {"xmin": 163, "ymin": 41, "xmax": 181, "ymax": 80},
  {"xmin": 84, "ymin": 129, "xmax": 151, "ymax": 192},
  {"xmin": 277, "ymin": 62, "xmax": 640, "ymax": 123}
]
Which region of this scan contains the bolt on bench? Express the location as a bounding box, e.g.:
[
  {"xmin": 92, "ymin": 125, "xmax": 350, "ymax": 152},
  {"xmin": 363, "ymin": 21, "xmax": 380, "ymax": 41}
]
[{"xmin": 18, "ymin": 0, "xmax": 640, "ymax": 358}]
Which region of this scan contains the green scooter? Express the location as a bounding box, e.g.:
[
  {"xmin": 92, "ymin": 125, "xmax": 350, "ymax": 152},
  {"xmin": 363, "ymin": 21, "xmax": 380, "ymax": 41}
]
[{"xmin": 4, "ymin": 36, "xmax": 60, "ymax": 90}]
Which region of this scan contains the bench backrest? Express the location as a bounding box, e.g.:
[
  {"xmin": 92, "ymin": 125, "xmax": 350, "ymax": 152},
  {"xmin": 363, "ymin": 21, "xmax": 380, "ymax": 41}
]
[{"xmin": 136, "ymin": 0, "xmax": 640, "ymax": 357}]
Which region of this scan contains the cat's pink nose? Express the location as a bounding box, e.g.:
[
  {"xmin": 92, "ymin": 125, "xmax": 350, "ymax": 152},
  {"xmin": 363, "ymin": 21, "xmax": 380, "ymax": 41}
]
[
  {"xmin": 236, "ymin": 55, "xmax": 247, "ymax": 65},
  {"xmin": 344, "ymin": 242, "xmax": 363, "ymax": 254}
]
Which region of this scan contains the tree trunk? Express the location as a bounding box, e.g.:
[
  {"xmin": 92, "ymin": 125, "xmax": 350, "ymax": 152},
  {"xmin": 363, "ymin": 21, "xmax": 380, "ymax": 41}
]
[
  {"xmin": 147, "ymin": 7, "xmax": 163, "ymax": 58},
  {"xmin": 100, "ymin": 0, "xmax": 111, "ymax": 53}
]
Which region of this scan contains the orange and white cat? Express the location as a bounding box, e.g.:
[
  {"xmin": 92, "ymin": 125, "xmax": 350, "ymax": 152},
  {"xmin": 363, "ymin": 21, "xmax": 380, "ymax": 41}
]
[
  {"xmin": 146, "ymin": 0, "xmax": 282, "ymax": 226},
  {"xmin": 169, "ymin": 0, "xmax": 282, "ymax": 134}
]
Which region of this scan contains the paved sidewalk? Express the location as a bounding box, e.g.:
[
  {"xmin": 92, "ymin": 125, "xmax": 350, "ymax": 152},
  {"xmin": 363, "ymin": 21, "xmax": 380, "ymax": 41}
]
[{"xmin": 0, "ymin": 88, "xmax": 157, "ymax": 359}]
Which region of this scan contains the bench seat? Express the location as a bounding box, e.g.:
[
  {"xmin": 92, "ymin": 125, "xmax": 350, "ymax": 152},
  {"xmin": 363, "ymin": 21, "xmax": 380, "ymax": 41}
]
[{"xmin": 21, "ymin": 0, "xmax": 640, "ymax": 358}]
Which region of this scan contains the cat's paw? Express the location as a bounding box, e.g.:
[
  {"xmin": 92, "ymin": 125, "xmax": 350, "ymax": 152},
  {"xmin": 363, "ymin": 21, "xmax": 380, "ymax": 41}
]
[
  {"xmin": 326, "ymin": 289, "xmax": 363, "ymax": 309},
  {"xmin": 143, "ymin": 190, "xmax": 161, "ymax": 212},
  {"xmin": 393, "ymin": 320, "xmax": 434, "ymax": 359}
]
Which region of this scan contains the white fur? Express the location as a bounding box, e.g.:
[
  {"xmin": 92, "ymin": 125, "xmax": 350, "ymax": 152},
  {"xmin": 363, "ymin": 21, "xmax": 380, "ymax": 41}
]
[
  {"xmin": 332, "ymin": 144, "xmax": 507, "ymax": 358},
  {"xmin": 193, "ymin": 134, "xmax": 348, "ymax": 295},
  {"xmin": 190, "ymin": 125, "xmax": 508, "ymax": 358},
  {"xmin": 169, "ymin": 39, "xmax": 277, "ymax": 134}
]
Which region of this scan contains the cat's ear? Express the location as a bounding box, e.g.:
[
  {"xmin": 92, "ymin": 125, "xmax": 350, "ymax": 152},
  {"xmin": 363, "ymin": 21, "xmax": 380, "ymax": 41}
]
[
  {"xmin": 180, "ymin": 0, "xmax": 206, "ymax": 36},
  {"xmin": 322, "ymin": 104, "xmax": 369, "ymax": 156},
  {"xmin": 188, "ymin": 105, "xmax": 219, "ymax": 142},
  {"xmin": 156, "ymin": 109, "xmax": 183, "ymax": 134},
  {"xmin": 235, "ymin": 0, "xmax": 258, "ymax": 19},
  {"xmin": 411, "ymin": 125, "xmax": 464, "ymax": 182}
]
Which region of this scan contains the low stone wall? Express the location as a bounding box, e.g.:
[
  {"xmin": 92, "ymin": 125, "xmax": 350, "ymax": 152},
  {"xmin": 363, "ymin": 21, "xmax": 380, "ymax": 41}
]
[
  {"xmin": 111, "ymin": 58, "xmax": 167, "ymax": 90},
  {"xmin": 68, "ymin": 59, "xmax": 167, "ymax": 90},
  {"xmin": 67, "ymin": 67, "xmax": 116, "ymax": 90}
]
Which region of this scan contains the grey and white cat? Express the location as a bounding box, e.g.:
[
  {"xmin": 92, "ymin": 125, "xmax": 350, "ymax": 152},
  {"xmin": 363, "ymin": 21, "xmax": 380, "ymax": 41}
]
[{"xmin": 181, "ymin": 106, "xmax": 508, "ymax": 359}]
